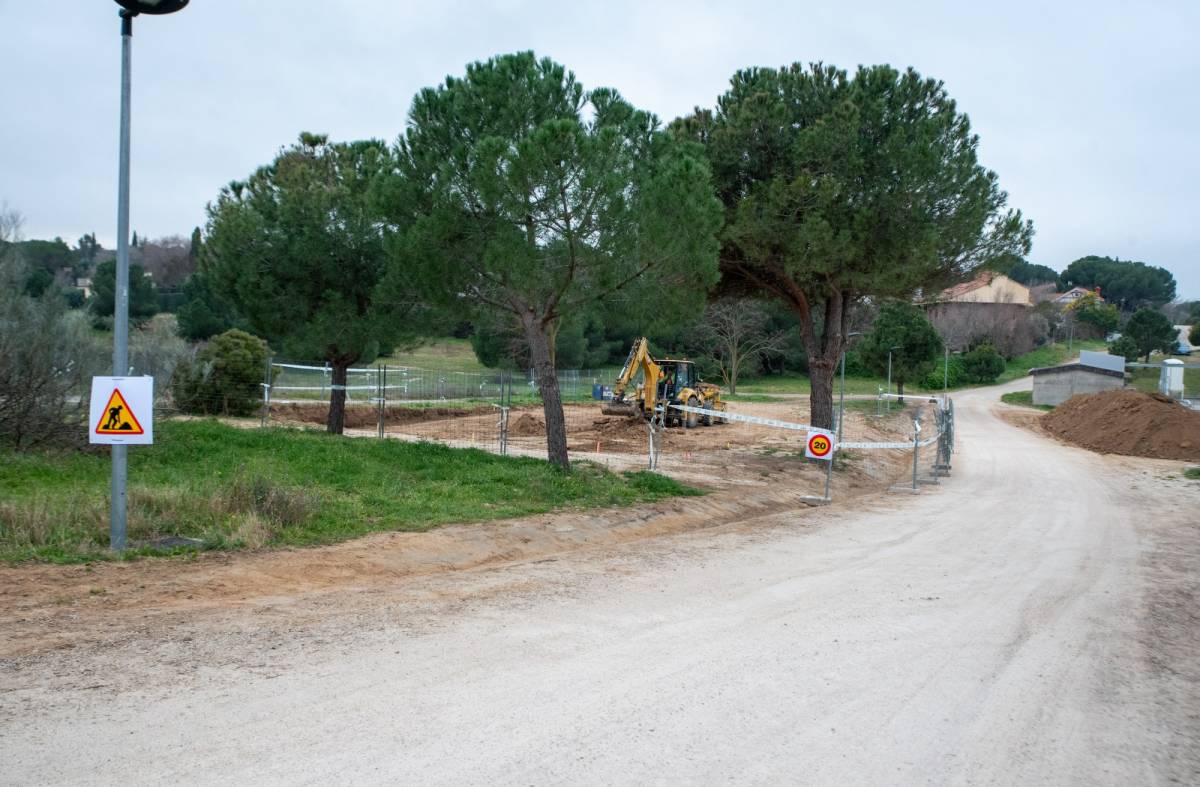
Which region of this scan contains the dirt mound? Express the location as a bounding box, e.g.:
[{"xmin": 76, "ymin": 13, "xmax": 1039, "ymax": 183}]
[
  {"xmin": 272, "ymin": 403, "xmax": 489, "ymax": 429},
  {"xmin": 1042, "ymin": 389, "xmax": 1200, "ymax": 461},
  {"xmin": 508, "ymin": 413, "xmax": 545, "ymax": 437},
  {"xmin": 591, "ymin": 416, "xmax": 648, "ymax": 438}
]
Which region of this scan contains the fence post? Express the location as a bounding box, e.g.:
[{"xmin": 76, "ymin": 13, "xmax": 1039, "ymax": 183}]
[
  {"xmin": 497, "ymin": 371, "xmax": 511, "ymax": 456},
  {"xmin": 911, "ymin": 425, "xmax": 920, "ymax": 491},
  {"xmin": 377, "ymin": 365, "xmax": 386, "ymax": 439},
  {"xmin": 259, "ymin": 355, "xmax": 273, "ymax": 427}
]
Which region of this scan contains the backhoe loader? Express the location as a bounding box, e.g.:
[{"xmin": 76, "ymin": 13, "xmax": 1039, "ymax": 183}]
[{"xmin": 600, "ymin": 338, "xmax": 727, "ymax": 427}]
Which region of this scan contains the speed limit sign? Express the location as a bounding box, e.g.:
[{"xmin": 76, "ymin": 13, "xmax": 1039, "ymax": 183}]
[{"xmin": 805, "ymin": 429, "xmax": 835, "ymax": 461}]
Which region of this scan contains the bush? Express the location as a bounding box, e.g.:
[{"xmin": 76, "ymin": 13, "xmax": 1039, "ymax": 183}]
[
  {"xmin": 1108, "ymin": 335, "xmax": 1139, "ymax": 362},
  {"xmin": 0, "ymin": 253, "xmax": 103, "ymax": 450},
  {"xmin": 171, "ymin": 329, "xmax": 269, "ymax": 416},
  {"xmin": 921, "ymin": 354, "xmax": 969, "ymax": 389},
  {"xmin": 1188, "ymin": 323, "xmax": 1199, "ymax": 348},
  {"xmin": 130, "ymin": 314, "xmax": 190, "ymax": 382},
  {"xmin": 962, "ymin": 341, "xmax": 1006, "ymax": 383}
]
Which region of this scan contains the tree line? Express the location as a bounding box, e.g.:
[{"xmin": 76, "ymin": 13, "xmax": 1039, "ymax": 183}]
[
  {"xmin": 192, "ymin": 53, "xmax": 1037, "ymax": 468},
  {"xmin": 9, "ymin": 52, "xmax": 1192, "ymax": 468}
]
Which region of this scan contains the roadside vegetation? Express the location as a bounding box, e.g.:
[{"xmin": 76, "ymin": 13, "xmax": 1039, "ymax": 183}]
[
  {"xmin": 1000, "ymin": 391, "xmax": 1054, "ymax": 410},
  {"xmin": 0, "ymin": 420, "xmax": 700, "ymax": 564}
]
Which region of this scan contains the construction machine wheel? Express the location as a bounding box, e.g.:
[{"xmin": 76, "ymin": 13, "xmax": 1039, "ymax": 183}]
[
  {"xmin": 684, "ymin": 396, "xmax": 700, "ymax": 429},
  {"xmin": 701, "ymin": 405, "xmax": 713, "ymax": 427}
]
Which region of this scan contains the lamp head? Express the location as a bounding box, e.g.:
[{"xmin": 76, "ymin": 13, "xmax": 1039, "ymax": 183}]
[{"xmin": 115, "ymin": 0, "xmax": 189, "ymax": 14}]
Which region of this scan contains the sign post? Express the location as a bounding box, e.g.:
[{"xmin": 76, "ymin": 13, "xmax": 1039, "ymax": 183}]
[
  {"xmin": 91, "ymin": 376, "xmax": 154, "ymax": 550},
  {"xmin": 806, "ymin": 429, "xmax": 836, "ymax": 501}
]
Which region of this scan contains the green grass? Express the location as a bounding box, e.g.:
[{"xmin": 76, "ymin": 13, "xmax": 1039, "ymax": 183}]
[
  {"xmin": 377, "ymin": 338, "xmax": 489, "ymax": 371},
  {"xmin": 993, "ymin": 339, "xmax": 1106, "ymax": 385},
  {"xmin": 1000, "ymin": 390, "xmax": 1054, "ymax": 410},
  {"xmin": 0, "ymin": 420, "xmax": 701, "ymax": 564},
  {"xmin": 1127, "ymin": 364, "xmax": 1200, "ymax": 396},
  {"xmin": 737, "ymin": 373, "xmax": 887, "ymax": 396},
  {"xmin": 1184, "ymin": 467, "xmax": 1200, "ymax": 481}
]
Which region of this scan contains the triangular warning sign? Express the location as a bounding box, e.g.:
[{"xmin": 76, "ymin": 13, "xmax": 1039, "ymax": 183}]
[{"xmin": 94, "ymin": 387, "xmax": 145, "ymax": 435}]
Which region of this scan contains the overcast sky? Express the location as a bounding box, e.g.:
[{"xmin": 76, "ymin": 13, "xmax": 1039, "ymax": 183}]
[{"xmin": 2, "ymin": 0, "xmax": 1197, "ymax": 297}]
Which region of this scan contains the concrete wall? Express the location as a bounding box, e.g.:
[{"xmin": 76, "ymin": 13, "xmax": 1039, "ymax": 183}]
[{"xmin": 1032, "ymin": 367, "xmax": 1124, "ymax": 406}]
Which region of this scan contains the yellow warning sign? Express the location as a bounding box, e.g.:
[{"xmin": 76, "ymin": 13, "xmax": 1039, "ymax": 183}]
[{"xmin": 94, "ymin": 388, "xmax": 145, "ymax": 435}]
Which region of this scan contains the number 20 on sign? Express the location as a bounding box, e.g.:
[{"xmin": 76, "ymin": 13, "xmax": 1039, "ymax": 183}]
[{"xmin": 805, "ymin": 429, "xmax": 835, "ymax": 461}]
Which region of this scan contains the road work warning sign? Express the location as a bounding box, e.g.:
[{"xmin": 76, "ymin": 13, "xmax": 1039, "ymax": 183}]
[
  {"xmin": 90, "ymin": 377, "xmax": 154, "ymax": 445},
  {"xmin": 805, "ymin": 429, "xmax": 835, "ymax": 461}
]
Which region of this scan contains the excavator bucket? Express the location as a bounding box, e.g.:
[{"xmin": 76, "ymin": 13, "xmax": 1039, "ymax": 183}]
[{"xmin": 601, "ymin": 400, "xmax": 640, "ymax": 417}]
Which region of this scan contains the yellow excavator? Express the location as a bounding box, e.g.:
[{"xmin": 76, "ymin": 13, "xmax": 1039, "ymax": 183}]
[{"xmin": 601, "ymin": 338, "xmax": 727, "ymax": 427}]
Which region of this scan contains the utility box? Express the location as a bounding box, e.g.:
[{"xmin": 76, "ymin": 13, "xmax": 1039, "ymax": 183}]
[{"xmin": 1161, "ymin": 359, "xmax": 1185, "ymax": 398}]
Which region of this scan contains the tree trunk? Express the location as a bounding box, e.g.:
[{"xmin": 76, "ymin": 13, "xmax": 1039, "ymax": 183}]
[
  {"xmin": 808, "ymin": 357, "xmax": 836, "ymax": 429},
  {"xmin": 523, "ymin": 317, "xmax": 570, "ymax": 470},
  {"xmin": 897, "ymin": 381, "xmax": 905, "ymax": 405},
  {"xmin": 327, "ymin": 361, "xmax": 349, "ymax": 435},
  {"xmin": 796, "ymin": 292, "xmax": 849, "ymax": 431}
]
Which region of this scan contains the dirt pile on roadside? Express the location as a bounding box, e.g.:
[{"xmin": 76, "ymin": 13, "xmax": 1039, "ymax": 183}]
[{"xmin": 1042, "ymin": 389, "xmax": 1200, "ymax": 461}]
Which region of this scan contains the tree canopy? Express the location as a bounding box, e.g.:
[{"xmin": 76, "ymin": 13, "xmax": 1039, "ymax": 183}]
[
  {"xmin": 1122, "ymin": 308, "xmax": 1178, "ymax": 361},
  {"xmin": 675, "ymin": 62, "xmax": 1031, "ymax": 428},
  {"xmin": 379, "ymin": 52, "xmax": 723, "ymax": 468},
  {"xmin": 992, "ymin": 256, "xmax": 1059, "ymax": 286},
  {"xmin": 204, "ymin": 133, "xmax": 417, "ymax": 434},
  {"xmin": 857, "ymin": 302, "xmax": 944, "ymax": 398},
  {"xmin": 90, "ymin": 259, "xmax": 159, "ymax": 322},
  {"xmin": 1059, "ymin": 256, "xmax": 1176, "ymax": 310}
]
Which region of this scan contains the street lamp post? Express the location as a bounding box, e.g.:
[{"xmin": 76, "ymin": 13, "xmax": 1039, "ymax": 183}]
[
  {"xmin": 837, "ymin": 332, "xmax": 862, "ymax": 442},
  {"xmin": 886, "ymin": 345, "xmax": 900, "ymax": 413},
  {"xmin": 109, "ymin": 0, "xmax": 188, "ymax": 551}
]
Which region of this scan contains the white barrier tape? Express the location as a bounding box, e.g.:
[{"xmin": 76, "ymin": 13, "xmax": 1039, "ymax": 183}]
[
  {"xmin": 273, "ymin": 362, "xmax": 385, "ymax": 374},
  {"xmin": 669, "ymin": 404, "xmax": 815, "ymax": 431},
  {"xmin": 270, "ymin": 385, "xmax": 379, "ymax": 392},
  {"xmin": 840, "ymin": 430, "xmax": 943, "ymax": 450}
]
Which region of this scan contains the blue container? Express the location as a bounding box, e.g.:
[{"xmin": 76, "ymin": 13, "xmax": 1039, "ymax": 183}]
[{"xmin": 592, "ymin": 383, "xmax": 605, "ymax": 400}]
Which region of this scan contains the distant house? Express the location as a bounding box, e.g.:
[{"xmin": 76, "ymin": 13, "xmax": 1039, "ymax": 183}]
[
  {"xmin": 75, "ymin": 278, "xmax": 93, "ymax": 298},
  {"xmin": 937, "ymin": 271, "xmax": 1031, "ymax": 306},
  {"xmin": 1053, "ymin": 286, "xmax": 1102, "ymax": 306}
]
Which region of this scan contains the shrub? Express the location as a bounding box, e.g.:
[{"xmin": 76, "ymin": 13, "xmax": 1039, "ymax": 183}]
[
  {"xmin": 1107, "ymin": 335, "xmax": 1139, "ymax": 362},
  {"xmin": 962, "ymin": 341, "xmax": 1005, "ymax": 383},
  {"xmin": 1188, "ymin": 323, "xmax": 1199, "ymax": 348},
  {"xmin": 0, "ymin": 254, "xmax": 102, "ymax": 450},
  {"xmin": 921, "ymin": 354, "xmax": 969, "ymax": 389},
  {"xmin": 171, "ymin": 329, "xmax": 269, "ymax": 416}
]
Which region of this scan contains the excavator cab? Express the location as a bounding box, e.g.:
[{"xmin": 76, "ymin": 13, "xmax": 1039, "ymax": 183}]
[{"xmin": 602, "ymin": 339, "xmax": 726, "ymax": 427}]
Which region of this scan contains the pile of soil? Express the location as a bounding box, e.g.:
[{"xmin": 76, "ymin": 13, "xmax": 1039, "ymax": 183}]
[
  {"xmin": 272, "ymin": 403, "xmax": 488, "ymax": 429},
  {"xmin": 1042, "ymin": 389, "xmax": 1200, "ymax": 461},
  {"xmin": 508, "ymin": 413, "xmax": 545, "ymax": 437},
  {"xmin": 591, "ymin": 416, "xmax": 649, "ymax": 438}
]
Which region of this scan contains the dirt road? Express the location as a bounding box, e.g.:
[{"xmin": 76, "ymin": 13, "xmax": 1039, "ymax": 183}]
[{"xmin": 3, "ymin": 382, "xmax": 1198, "ymax": 784}]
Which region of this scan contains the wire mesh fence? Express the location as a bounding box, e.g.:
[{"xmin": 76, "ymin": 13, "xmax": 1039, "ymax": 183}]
[{"xmin": 133, "ymin": 351, "xmax": 957, "ymax": 502}]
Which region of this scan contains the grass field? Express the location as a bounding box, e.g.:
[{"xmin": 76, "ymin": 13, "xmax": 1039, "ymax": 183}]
[
  {"xmin": 0, "ymin": 421, "xmax": 700, "ymax": 564},
  {"xmin": 734, "ymin": 340, "xmax": 1109, "ymax": 398},
  {"xmin": 1000, "ymin": 390, "xmax": 1054, "ymax": 410},
  {"xmin": 378, "ymin": 338, "xmax": 489, "ymax": 371}
]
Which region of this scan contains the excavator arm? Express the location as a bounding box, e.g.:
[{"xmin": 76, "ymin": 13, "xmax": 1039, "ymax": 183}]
[{"xmin": 602, "ymin": 337, "xmax": 661, "ymax": 416}]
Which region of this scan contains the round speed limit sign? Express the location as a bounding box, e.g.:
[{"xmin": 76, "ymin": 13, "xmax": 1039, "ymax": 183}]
[{"xmin": 805, "ymin": 430, "xmax": 835, "ymax": 460}]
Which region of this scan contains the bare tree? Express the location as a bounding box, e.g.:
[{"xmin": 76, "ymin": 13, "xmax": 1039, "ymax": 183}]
[
  {"xmin": 0, "ymin": 201, "xmax": 23, "ymax": 244},
  {"xmin": 694, "ymin": 299, "xmax": 788, "ymax": 394},
  {"xmin": 134, "ymin": 235, "xmax": 193, "ymax": 288}
]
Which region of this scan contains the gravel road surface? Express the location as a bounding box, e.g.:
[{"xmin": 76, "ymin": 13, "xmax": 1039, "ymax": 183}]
[{"xmin": 3, "ymin": 381, "xmax": 1198, "ymax": 784}]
